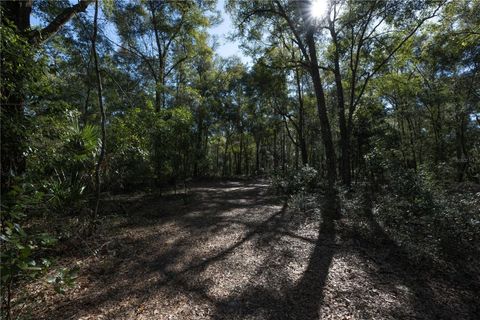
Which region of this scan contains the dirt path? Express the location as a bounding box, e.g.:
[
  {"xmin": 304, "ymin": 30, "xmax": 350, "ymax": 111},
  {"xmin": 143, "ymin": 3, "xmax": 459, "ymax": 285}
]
[{"xmin": 29, "ymin": 180, "xmax": 478, "ymax": 319}]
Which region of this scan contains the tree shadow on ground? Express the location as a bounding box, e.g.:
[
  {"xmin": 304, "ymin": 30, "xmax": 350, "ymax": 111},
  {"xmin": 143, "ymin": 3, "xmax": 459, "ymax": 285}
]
[
  {"xmin": 35, "ymin": 181, "xmax": 479, "ymax": 320},
  {"xmin": 214, "ymin": 231, "xmax": 335, "ymax": 320},
  {"xmin": 39, "ymin": 181, "xmax": 301, "ymax": 319},
  {"xmin": 341, "ymin": 196, "xmax": 480, "ymax": 319},
  {"xmin": 211, "ymin": 199, "xmax": 337, "ymax": 320},
  {"xmin": 281, "ymin": 225, "xmax": 335, "ymax": 320}
]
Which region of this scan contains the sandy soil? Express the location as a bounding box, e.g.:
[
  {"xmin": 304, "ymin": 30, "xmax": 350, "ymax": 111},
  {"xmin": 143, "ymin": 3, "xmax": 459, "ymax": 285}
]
[{"xmin": 17, "ymin": 180, "xmax": 479, "ymax": 319}]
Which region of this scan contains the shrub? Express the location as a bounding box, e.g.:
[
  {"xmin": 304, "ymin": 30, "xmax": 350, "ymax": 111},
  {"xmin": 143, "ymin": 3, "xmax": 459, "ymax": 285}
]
[
  {"xmin": 270, "ymin": 165, "xmax": 319, "ymax": 195},
  {"xmin": 373, "ymin": 168, "xmax": 480, "ymax": 267},
  {"xmin": 0, "ymin": 184, "xmax": 56, "ymax": 318}
]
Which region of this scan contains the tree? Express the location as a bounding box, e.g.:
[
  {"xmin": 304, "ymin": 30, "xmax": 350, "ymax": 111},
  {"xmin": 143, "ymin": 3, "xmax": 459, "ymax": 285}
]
[
  {"xmin": 91, "ymin": 0, "xmax": 106, "ymax": 225},
  {"xmin": 1, "ymin": 0, "xmax": 94, "ymax": 195},
  {"xmin": 326, "ymin": 0, "xmax": 446, "ymax": 186},
  {"xmin": 110, "ymin": 0, "xmax": 215, "ymax": 112},
  {"xmin": 227, "ymin": 0, "xmax": 337, "ymax": 190}
]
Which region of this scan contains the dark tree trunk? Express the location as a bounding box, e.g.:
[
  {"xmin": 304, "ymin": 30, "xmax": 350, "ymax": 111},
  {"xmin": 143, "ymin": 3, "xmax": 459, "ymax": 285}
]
[
  {"xmin": 455, "ymin": 104, "xmax": 469, "ymax": 182},
  {"xmin": 244, "ymin": 140, "xmax": 250, "ymax": 175},
  {"xmin": 215, "ymin": 143, "xmax": 220, "ymax": 174},
  {"xmin": 194, "ymin": 119, "xmax": 203, "ymax": 177},
  {"xmin": 281, "ymin": 128, "xmax": 286, "ymax": 174},
  {"xmin": 305, "ymin": 30, "xmax": 337, "ymax": 188},
  {"xmin": 148, "ymin": 1, "xmax": 165, "ymax": 112},
  {"xmin": 2, "ymin": 1, "xmax": 32, "ymax": 33},
  {"xmin": 255, "ymin": 138, "xmax": 260, "ymax": 173},
  {"xmin": 330, "ymin": 22, "xmax": 351, "ymax": 187},
  {"xmin": 223, "ymin": 135, "xmax": 230, "ymax": 176},
  {"xmin": 273, "ymin": 127, "xmax": 278, "ymax": 171},
  {"xmin": 236, "ymin": 133, "xmax": 243, "ymax": 175},
  {"xmin": 0, "ymin": 97, "xmax": 27, "ymax": 196},
  {"xmin": 295, "ymin": 66, "xmax": 308, "ymax": 166},
  {"xmin": 0, "ymin": 0, "xmax": 92, "ymax": 195},
  {"xmin": 0, "ymin": 1, "xmax": 32, "ymax": 195},
  {"xmin": 295, "ymin": 0, "xmax": 338, "ymax": 227}
]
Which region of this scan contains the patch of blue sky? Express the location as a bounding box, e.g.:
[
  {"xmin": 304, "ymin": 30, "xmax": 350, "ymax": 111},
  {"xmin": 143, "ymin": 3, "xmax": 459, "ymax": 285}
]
[
  {"xmin": 209, "ymin": 0, "xmax": 250, "ymax": 64},
  {"xmin": 31, "ymin": 0, "xmax": 249, "ymax": 65}
]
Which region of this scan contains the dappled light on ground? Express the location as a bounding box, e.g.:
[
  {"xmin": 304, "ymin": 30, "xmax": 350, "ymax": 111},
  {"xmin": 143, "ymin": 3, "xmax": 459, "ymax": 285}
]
[{"xmin": 18, "ymin": 181, "xmax": 479, "ymax": 320}]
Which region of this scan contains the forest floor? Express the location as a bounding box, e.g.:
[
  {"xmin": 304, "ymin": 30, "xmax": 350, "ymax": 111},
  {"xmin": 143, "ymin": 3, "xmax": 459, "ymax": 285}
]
[{"xmin": 17, "ymin": 180, "xmax": 479, "ymax": 319}]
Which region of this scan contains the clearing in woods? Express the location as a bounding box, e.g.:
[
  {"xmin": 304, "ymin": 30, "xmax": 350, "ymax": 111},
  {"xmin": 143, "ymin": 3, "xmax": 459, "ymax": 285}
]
[{"xmin": 24, "ymin": 180, "xmax": 478, "ymax": 319}]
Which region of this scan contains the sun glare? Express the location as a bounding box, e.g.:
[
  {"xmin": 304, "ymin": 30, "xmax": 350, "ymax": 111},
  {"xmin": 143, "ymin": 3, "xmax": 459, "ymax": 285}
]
[{"xmin": 310, "ymin": 0, "xmax": 328, "ymax": 19}]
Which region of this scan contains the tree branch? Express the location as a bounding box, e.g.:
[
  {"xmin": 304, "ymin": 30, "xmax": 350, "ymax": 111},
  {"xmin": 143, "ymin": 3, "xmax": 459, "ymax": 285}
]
[
  {"xmin": 29, "ymin": 0, "xmax": 94, "ymax": 46},
  {"xmin": 349, "ymin": 1, "xmax": 446, "ymax": 126}
]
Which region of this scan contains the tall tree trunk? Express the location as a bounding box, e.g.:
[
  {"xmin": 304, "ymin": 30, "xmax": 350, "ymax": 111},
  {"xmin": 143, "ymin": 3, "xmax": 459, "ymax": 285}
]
[
  {"xmin": 273, "ymin": 127, "xmax": 278, "ymax": 171},
  {"xmin": 255, "ymin": 138, "xmax": 260, "ymax": 173},
  {"xmin": 305, "ymin": 30, "xmax": 337, "ymax": 188},
  {"xmin": 295, "ymin": 143, "xmax": 299, "ymax": 169},
  {"xmin": 295, "ymin": 1, "xmax": 338, "ymax": 227},
  {"xmin": 406, "ymin": 117, "xmax": 417, "ymax": 171},
  {"xmin": 281, "ymin": 128, "xmax": 286, "ymax": 174},
  {"xmin": 92, "ymin": 0, "xmax": 106, "ymax": 226},
  {"xmin": 295, "ymin": 66, "xmax": 308, "ymax": 166},
  {"xmin": 149, "ymin": 1, "xmax": 165, "ymax": 112},
  {"xmin": 244, "ymin": 139, "xmax": 250, "ymax": 175},
  {"xmin": 223, "ymin": 135, "xmax": 230, "ymax": 176},
  {"xmin": 455, "ymin": 104, "xmax": 469, "ymax": 181},
  {"xmin": 236, "ymin": 133, "xmax": 243, "ymax": 175},
  {"xmin": 330, "ymin": 21, "xmax": 351, "ymax": 187},
  {"xmin": 291, "ymin": 0, "xmax": 336, "ymax": 188},
  {"xmin": 194, "ymin": 117, "xmax": 203, "ymax": 177},
  {"xmin": 215, "ymin": 142, "xmax": 220, "ymax": 174}
]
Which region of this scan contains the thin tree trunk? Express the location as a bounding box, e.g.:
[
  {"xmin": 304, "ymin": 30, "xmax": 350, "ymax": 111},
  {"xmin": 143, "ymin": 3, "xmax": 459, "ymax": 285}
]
[
  {"xmin": 223, "ymin": 135, "xmax": 230, "ymax": 176},
  {"xmin": 281, "ymin": 128, "xmax": 286, "ymax": 174},
  {"xmin": 273, "ymin": 128, "xmax": 278, "ymax": 171},
  {"xmin": 215, "ymin": 142, "xmax": 219, "ymax": 174},
  {"xmin": 82, "ymin": 86, "xmax": 91, "ymax": 127},
  {"xmin": 455, "ymin": 104, "xmax": 469, "ymax": 181},
  {"xmin": 295, "ymin": 66, "xmax": 308, "ymax": 165},
  {"xmin": 255, "ymin": 138, "xmax": 260, "ymax": 173},
  {"xmin": 148, "ymin": 1, "xmax": 165, "ymax": 112},
  {"xmin": 244, "ymin": 139, "xmax": 250, "ymax": 175},
  {"xmin": 238, "ymin": 133, "xmax": 243, "ymax": 175},
  {"xmin": 92, "ymin": 0, "xmax": 106, "ymax": 227},
  {"xmin": 405, "ymin": 117, "xmax": 417, "ymax": 171}
]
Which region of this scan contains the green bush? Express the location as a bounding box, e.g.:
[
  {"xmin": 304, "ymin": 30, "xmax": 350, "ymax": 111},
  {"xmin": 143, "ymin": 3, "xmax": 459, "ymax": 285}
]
[
  {"xmin": 0, "ymin": 184, "xmax": 56, "ymax": 317},
  {"xmin": 270, "ymin": 165, "xmax": 319, "ymax": 195},
  {"xmin": 374, "ymin": 168, "xmax": 480, "ymax": 266},
  {"xmin": 108, "ymin": 106, "xmax": 194, "ymax": 190}
]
